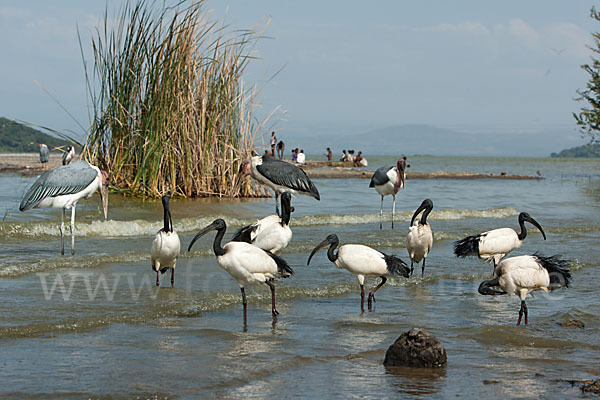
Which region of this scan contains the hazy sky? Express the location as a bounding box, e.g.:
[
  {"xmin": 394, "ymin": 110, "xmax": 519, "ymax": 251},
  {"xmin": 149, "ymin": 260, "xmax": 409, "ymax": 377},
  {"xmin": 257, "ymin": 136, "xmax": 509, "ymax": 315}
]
[{"xmin": 0, "ymin": 1, "xmax": 597, "ymax": 149}]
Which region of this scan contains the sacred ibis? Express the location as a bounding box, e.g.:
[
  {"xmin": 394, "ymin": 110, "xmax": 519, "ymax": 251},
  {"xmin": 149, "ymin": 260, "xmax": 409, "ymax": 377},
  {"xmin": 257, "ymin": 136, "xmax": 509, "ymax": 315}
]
[
  {"xmin": 239, "ymin": 154, "xmax": 319, "ymax": 215},
  {"xmin": 151, "ymin": 195, "xmax": 180, "ymax": 287},
  {"xmin": 369, "ymin": 157, "xmax": 407, "ymax": 229},
  {"xmin": 406, "ymin": 199, "xmax": 434, "ymax": 277},
  {"xmin": 19, "ymin": 160, "xmax": 108, "ymax": 255},
  {"xmin": 454, "ymin": 212, "xmax": 547, "ymax": 270},
  {"xmin": 62, "ymin": 145, "xmax": 75, "ymax": 165},
  {"xmin": 231, "ymin": 191, "xmax": 294, "ymax": 254},
  {"xmin": 307, "ymin": 234, "xmax": 409, "ymax": 312},
  {"xmin": 478, "ymin": 253, "xmax": 571, "ymax": 325},
  {"xmin": 188, "ymin": 219, "xmax": 293, "ymax": 329}
]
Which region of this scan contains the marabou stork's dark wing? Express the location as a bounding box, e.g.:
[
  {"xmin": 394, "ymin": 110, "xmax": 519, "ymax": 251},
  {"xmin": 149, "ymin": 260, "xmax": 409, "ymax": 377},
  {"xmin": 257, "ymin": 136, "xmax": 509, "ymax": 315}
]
[
  {"xmin": 369, "ymin": 166, "xmax": 393, "ymax": 187},
  {"xmin": 19, "ymin": 161, "xmax": 98, "ymax": 211},
  {"xmin": 256, "ymin": 156, "xmax": 320, "ymax": 200}
]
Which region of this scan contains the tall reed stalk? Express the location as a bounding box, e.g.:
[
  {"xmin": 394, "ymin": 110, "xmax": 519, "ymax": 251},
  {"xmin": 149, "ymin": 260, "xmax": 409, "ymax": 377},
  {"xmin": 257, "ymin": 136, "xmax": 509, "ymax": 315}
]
[{"xmin": 80, "ymin": 0, "xmax": 266, "ymax": 197}]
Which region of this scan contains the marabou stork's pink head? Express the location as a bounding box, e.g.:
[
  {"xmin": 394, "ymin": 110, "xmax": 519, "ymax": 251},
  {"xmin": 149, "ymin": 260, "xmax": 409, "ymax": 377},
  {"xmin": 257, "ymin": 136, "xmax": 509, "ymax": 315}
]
[{"xmin": 239, "ymin": 160, "xmax": 252, "ymax": 176}]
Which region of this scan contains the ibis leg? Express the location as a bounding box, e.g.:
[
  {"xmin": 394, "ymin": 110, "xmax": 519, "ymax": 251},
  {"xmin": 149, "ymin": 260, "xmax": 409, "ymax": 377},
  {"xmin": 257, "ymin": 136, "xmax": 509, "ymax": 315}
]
[
  {"xmin": 60, "ymin": 208, "xmax": 65, "ymax": 256},
  {"xmin": 171, "ymin": 268, "xmax": 174, "ymax": 288},
  {"xmin": 391, "ymin": 194, "xmax": 396, "ymax": 229},
  {"xmin": 379, "ymin": 196, "xmax": 384, "ymax": 230},
  {"xmin": 155, "ymin": 270, "xmax": 160, "ymax": 287},
  {"xmin": 360, "ymin": 284, "xmax": 365, "ymax": 313},
  {"xmin": 70, "ymin": 205, "xmax": 76, "ymax": 256},
  {"xmin": 410, "ymin": 260, "xmax": 414, "ymax": 276},
  {"xmin": 368, "ymin": 276, "xmax": 387, "ymax": 310},
  {"xmin": 517, "ymin": 300, "xmax": 528, "ymax": 326},
  {"xmin": 241, "ymin": 287, "xmax": 248, "ymax": 331},
  {"xmin": 266, "ymin": 280, "xmax": 279, "ymax": 317},
  {"xmin": 422, "ymin": 258, "xmax": 426, "ymax": 278}
]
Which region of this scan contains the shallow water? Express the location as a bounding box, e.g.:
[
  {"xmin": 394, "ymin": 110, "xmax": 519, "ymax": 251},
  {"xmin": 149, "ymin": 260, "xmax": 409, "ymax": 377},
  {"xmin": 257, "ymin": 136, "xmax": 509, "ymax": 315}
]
[{"xmin": 1, "ymin": 155, "xmax": 599, "ymax": 399}]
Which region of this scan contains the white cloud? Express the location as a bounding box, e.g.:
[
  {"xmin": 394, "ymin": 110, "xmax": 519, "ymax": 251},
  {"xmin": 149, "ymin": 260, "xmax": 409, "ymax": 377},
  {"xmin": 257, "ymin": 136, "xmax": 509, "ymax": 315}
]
[
  {"xmin": 413, "ymin": 22, "xmax": 490, "ymax": 36},
  {"xmin": 507, "ymin": 18, "xmax": 540, "ymax": 47}
]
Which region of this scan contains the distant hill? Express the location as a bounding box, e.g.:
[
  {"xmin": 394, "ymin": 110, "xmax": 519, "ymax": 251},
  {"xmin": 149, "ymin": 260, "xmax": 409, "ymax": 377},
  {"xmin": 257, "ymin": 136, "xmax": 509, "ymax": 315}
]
[
  {"xmin": 0, "ymin": 117, "xmax": 68, "ymax": 152},
  {"xmin": 287, "ymin": 123, "xmax": 587, "ymax": 157},
  {"xmin": 551, "ymin": 143, "xmax": 600, "ymax": 158}
]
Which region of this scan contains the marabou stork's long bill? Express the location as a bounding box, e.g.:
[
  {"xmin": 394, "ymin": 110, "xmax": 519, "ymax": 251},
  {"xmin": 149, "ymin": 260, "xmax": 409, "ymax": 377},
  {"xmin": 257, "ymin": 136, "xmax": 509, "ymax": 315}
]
[
  {"xmin": 239, "ymin": 155, "xmax": 319, "ymax": 215},
  {"xmin": 231, "ymin": 192, "xmax": 294, "ymax": 254},
  {"xmin": 454, "ymin": 212, "xmax": 547, "ymax": 270},
  {"xmin": 406, "ymin": 199, "xmax": 434, "ymax": 277},
  {"xmin": 19, "ymin": 160, "xmax": 108, "ymax": 255},
  {"xmin": 369, "ymin": 158, "xmax": 407, "ymax": 229},
  {"xmin": 307, "ymin": 234, "xmax": 409, "ymax": 312},
  {"xmin": 62, "ymin": 145, "xmax": 75, "ymax": 165},
  {"xmin": 478, "ymin": 253, "xmax": 571, "ymax": 325},
  {"xmin": 188, "ymin": 219, "xmax": 293, "ymax": 329},
  {"xmin": 151, "ymin": 196, "xmax": 180, "ymax": 288}
]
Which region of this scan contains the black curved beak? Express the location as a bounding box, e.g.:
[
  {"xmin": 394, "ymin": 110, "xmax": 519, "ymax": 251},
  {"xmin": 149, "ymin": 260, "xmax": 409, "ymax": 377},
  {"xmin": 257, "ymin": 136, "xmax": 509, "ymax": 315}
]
[
  {"xmin": 307, "ymin": 239, "xmax": 330, "ymax": 265},
  {"xmin": 410, "ymin": 201, "xmax": 428, "ymax": 227},
  {"xmin": 525, "ymin": 215, "xmax": 547, "ymax": 240},
  {"xmin": 188, "ymin": 222, "xmax": 218, "ymax": 252}
]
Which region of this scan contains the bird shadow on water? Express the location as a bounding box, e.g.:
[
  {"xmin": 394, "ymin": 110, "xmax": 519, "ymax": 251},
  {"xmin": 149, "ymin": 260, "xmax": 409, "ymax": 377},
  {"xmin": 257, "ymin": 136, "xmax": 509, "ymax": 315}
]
[{"xmin": 384, "ymin": 365, "xmax": 447, "ymax": 396}]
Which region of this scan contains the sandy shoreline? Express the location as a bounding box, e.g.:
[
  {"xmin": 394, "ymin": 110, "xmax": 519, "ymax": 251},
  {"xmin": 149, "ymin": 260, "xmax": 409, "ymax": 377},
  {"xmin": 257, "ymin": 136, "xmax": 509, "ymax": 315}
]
[{"xmin": 0, "ymin": 153, "xmax": 544, "ymax": 180}]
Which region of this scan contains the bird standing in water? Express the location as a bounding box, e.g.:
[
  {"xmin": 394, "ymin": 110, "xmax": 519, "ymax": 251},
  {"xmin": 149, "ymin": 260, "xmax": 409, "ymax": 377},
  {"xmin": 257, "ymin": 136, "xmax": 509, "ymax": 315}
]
[
  {"xmin": 478, "ymin": 253, "xmax": 571, "ymax": 325},
  {"xmin": 151, "ymin": 195, "xmax": 180, "ymax": 288},
  {"xmin": 406, "ymin": 199, "xmax": 434, "ymax": 277},
  {"xmin": 307, "ymin": 234, "xmax": 409, "ymax": 312}
]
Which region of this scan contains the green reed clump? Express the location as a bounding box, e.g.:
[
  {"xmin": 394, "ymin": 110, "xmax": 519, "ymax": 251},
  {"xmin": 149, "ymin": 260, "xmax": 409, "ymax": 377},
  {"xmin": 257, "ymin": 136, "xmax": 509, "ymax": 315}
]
[{"xmin": 80, "ymin": 0, "xmax": 266, "ymax": 197}]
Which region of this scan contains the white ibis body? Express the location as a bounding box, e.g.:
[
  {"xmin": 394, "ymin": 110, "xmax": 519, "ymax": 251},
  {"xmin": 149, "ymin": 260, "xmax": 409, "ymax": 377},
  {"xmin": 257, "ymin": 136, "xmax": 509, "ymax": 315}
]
[
  {"xmin": 454, "ymin": 212, "xmax": 547, "ymax": 270},
  {"xmin": 406, "ymin": 199, "xmax": 434, "ymax": 277},
  {"xmin": 19, "ymin": 160, "xmax": 108, "ymax": 255},
  {"xmin": 188, "ymin": 219, "xmax": 293, "ymax": 329},
  {"xmin": 478, "ymin": 253, "xmax": 571, "ymax": 325},
  {"xmin": 231, "ymin": 192, "xmax": 294, "ymax": 254},
  {"xmin": 369, "ymin": 158, "xmax": 406, "ymax": 229},
  {"xmin": 151, "ymin": 196, "xmax": 180, "ymax": 288},
  {"xmin": 307, "ymin": 234, "xmax": 409, "ymax": 312},
  {"xmin": 62, "ymin": 145, "xmax": 75, "ymax": 165},
  {"xmin": 240, "ymin": 155, "xmax": 319, "ymax": 215}
]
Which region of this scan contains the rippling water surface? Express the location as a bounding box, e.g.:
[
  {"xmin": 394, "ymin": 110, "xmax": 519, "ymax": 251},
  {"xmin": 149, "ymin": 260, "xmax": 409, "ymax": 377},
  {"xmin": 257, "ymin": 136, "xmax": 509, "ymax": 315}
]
[{"xmin": 1, "ymin": 155, "xmax": 599, "ymax": 399}]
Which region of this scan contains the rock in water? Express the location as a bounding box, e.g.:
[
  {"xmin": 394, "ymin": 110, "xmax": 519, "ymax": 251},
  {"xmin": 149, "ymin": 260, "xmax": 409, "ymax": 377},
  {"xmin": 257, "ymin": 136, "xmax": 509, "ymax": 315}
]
[{"xmin": 383, "ymin": 328, "xmax": 447, "ymax": 368}]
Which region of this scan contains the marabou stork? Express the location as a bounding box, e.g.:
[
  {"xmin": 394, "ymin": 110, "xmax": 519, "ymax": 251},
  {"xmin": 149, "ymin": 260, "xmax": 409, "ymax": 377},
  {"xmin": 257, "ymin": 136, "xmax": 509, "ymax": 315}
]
[
  {"xmin": 406, "ymin": 199, "xmax": 434, "ymax": 277},
  {"xmin": 39, "ymin": 144, "xmax": 49, "ymax": 166},
  {"xmin": 188, "ymin": 219, "xmax": 293, "ymax": 329},
  {"xmin": 239, "ymin": 155, "xmax": 319, "ymax": 215},
  {"xmin": 454, "ymin": 212, "xmax": 547, "ymax": 270},
  {"xmin": 231, "ymin": 192, "xmax": 294, "ymax": 254},
  {"xmin": 62, "ymin": 145, "xmax": 75, "ymax": 165},
  {"xmin": 307, "ymin": 234, "xmax": 410, "ymax": 312},
  {"xmin": 478, "ymin": 253, "xmax": 571, "ymax": 325},
  {"xmin": 151, "ymin": 195, "xmax": 180, "ymax": 288},
  {"xmin": 19, "ymin": 160, "xmax": 108, "ymax": 255},
  {"xmin": 369, "ymin": 158, "xmax": 407, "ymax": 229}
]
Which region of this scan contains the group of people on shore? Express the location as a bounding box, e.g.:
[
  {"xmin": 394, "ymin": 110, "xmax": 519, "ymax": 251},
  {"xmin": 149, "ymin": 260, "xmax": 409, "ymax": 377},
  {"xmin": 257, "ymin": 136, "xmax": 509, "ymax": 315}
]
[{"xmin": 337, "ymin": 149, "xmax": 367, "ymax": 167}]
